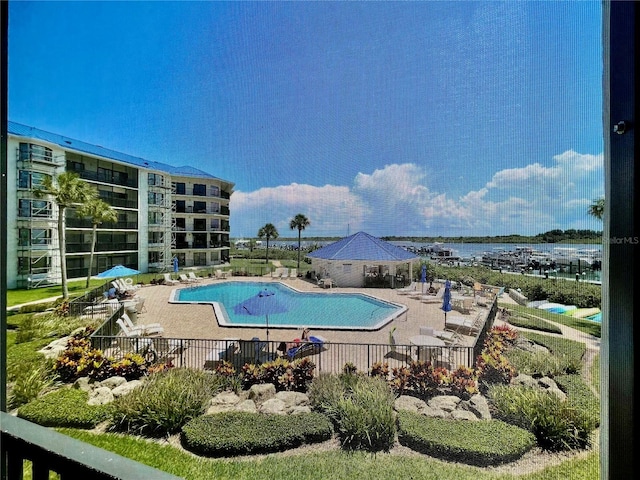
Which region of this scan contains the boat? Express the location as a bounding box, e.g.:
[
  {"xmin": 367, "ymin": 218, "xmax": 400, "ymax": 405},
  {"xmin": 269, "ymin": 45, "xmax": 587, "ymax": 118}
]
[
  {"xmin": 552, "ymin": 247, "xmax": 597, "ymax": 270},
  {"xmin": 428, "ymin": 243, "xmax": 461, "ymax": 262}
]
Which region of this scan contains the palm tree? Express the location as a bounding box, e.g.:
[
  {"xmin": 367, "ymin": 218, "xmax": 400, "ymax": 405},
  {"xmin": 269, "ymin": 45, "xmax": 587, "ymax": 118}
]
[
  {"xmin": 76, "ymin": 197, "xmax": 118, "ymax": 288},
  {"xmin": 257, "ymin": 223, "xmax": 279, "ymax": 267},
  {"xmin": 35, "ymin": 172, "xmax": 97, "ymax": 298},
  {"xmin": 289, "ymin": 214, "xmax": 310, "ymax": 270},
  {"xmin": 588, "ymin": 197, "xmax": 604, "ymax": 220}
]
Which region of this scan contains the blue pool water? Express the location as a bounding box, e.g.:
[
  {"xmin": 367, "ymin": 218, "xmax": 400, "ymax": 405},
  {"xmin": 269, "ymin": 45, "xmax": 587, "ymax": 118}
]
[{"xmin": 170, "ymin": 281, "xmax": 406, "ymax": 330}]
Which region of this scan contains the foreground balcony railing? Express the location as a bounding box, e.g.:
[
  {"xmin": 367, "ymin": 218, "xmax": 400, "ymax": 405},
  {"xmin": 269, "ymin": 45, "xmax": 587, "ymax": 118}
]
[{"xmin": 1, "ymin": 413, "xmax": 181, "ymax": 479}]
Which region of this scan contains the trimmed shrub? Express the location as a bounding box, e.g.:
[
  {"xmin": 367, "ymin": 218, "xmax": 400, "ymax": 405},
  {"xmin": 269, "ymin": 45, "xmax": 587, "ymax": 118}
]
[
  {"xmin": 397, "ymin": 411, "xmax": 536, "ymax": 466},
  {"xmin": 240, "ymin": 357, "xmax": 315, "ymax": 392},
  {"xmin": 181, "ymin": 411, "xmax": 333, "ymax": 456},
  {"xmin": 17, "ymin": 388, "xmax": 112, "ymax": 428},
  {"xmin": 488, "ymin": 384, "xmax": 596, "ymax": 451},
  {"xmin": 109, "ymin": 368, "xmax": 224, "ymax": 436}
]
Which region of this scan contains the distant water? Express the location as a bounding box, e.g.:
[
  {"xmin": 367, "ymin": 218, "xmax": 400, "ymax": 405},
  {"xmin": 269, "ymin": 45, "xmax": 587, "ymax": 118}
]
[
  {"xmin": 267, "ymin": 240, "xmax": 602, "ymax": 261},
  {"xmin": 387, "ymin": 242, "xmax": 602, "ymax": 260}
]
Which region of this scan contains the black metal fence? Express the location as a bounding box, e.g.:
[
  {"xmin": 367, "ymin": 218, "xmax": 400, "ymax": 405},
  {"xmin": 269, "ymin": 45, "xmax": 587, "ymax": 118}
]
[{"xmin": 90, "ymin": 301, "xmax": 497, "ymax": 374}]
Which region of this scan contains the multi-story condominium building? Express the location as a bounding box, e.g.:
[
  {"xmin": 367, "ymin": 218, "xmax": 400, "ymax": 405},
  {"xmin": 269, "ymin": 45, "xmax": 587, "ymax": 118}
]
[{"xmin": 6, "ymin": 121, "xmax": 233, "ymax": 290}]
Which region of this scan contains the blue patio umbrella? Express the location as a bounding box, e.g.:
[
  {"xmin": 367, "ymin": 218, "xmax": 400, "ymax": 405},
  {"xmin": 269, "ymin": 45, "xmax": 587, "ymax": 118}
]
[
  {"xmin": 441, "ymin": 280, "xmax": 453, "ymax": 323},
  {"xmin": 173, "ymin": 256, "xmax": 179, "ymax": 273},
  {"xmin": 420, "ymin": 264, "xmax": 427, "ymax": 293},
  {"xmin": 96, "ymin": 265, "xmax": 141, "ymax": 279},
  {"xmin": 233, "ymin": 289, "xmax": 288, "ymax": 343}
]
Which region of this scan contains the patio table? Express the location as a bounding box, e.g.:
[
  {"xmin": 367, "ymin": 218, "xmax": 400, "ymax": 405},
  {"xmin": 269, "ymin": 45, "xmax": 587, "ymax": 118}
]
[{"xmin": 409, "ymin": 335, "xmax": 446, "ymax": 362}]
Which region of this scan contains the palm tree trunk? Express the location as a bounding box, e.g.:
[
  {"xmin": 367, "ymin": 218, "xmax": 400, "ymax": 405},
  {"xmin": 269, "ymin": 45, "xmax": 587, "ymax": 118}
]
[
  {"xmin": 58, "ymin": 206, "xmax": 69, "ymax": 299},
  {"xmin": 297, "ymin": 229, "xmax": 301, "ymax": 270},
  {"xmin": 86, "ymin": 223, "xmax": 97, "ymax": 288},
  {"xmin": 266, "ymin": 238, "xmax": 270, "ymax": 265}
]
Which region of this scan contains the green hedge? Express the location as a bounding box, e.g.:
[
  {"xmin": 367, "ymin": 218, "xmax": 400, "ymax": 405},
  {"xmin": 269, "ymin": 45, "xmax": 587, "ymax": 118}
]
[
  {"xmin": 17, "ymin": 388, "xmax": 112, "ymax": 428},
  {"xmin": 181, "ymin": 412, "xmax": 333, "ymax": 456},
  {"xmin": 396, "ymin": 411, "xmax": 536, "ymax": 466}
]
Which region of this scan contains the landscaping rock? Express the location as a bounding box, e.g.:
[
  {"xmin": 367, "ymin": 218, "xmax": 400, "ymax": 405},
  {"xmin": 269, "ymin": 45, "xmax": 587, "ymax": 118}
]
[
  {"xmin": 275, "ymin": 391, "xmax": 309, "ymax": 411},
  {"xmin": 73, "ymin": 377, "xmax": 93, "ymax": 393},
  {"xmin": 88, "ymin": 387, "xmax": 114, "ymax": 405},
  {"xmin": 111, "ymin": 380, "xmax": 143, "ymax": 398},
  {"xmin": 248, "ymin": 383, "xmax": 276, "ymax": 403},
  {"xmin": 259, "ymin": 398, "xmax": 287, "ymax": 415},
  {"xmin": 38, "ymin": 337, "xmax": 70, "ymax": 360},
  {"xmin": 235, "ymin": 400, "xmax": 259, "ymax": 413},
  {"xmin": 451, "ymin": 409, "xmax": 479, "ymax": 421},
  {"xmin": 210, "ymin": 391, "xmax": 241, "ymax": 407},
  {"xmin": 428, "ymin": 395, "xmax": 461, "ymax": 412},
  {"xmin": 99, "ymin": 376, "xmax": 127, "ymax": 389},
  {"xmin": 395, "ymin": 395, "xmax": 427, "ymax": 413},
  {"xmin": 459, "ymin": 394, "xmax": 492, "ymax": 420}
]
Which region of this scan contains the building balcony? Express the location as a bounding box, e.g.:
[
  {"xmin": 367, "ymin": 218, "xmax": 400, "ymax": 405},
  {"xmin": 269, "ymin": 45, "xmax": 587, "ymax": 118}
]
[{"xmin": 76, "ymin": 169, "xmax": 138, "ymax": 188}]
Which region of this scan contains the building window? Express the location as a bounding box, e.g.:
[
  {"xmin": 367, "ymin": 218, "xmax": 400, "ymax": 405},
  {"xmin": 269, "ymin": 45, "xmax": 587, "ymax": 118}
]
[
  {"xmin": 210, "ymin": 185, "xmax": 220, "ymax": 197},
  {"xmin": 148, "ymin": 173, "xmax": 164, "ymax": 187},
  {"xmin": 174, "ymin": 182, "xmax": 186, "ymax": 194},
  {"xmin": 18, "ymin": 255, "xmax": 51, "ymax": 275},
  {"xmin": 18, "ymin": 170, "xmax": 51, "ymax": 189},
  {"xmin": 193, "ymin": 252, "xmax": 207, "ymax": 266},
  {"xmin": 175, "ymin": 218, "xmax": 186, "ymax": 230},
  {"xmin": 211, "ymin": 202, "xmax": 220, "ymax": 213},
  {"xmin": 211, "ymin": 218, "xmax": 220, "ymax": 230},
  {"xmin": 148, "ymin": 192, "xmax": 164, "ymax": 206},
  {"xmin": 193, "ymin": 201, "xmax": 207, "ymax": 213},
  {"xmin": 19, "ymin": 142, "xmax": 53, "ymax": 163},
  {"xmin": 18, "ymin": 199, "xmax": 51, "ymax": 218},
  {"xmin": 148, "ymin": 251, "xmax": 160, "ymax": 264},
  {"xmin": 148, "ymin": 211, "xmax": 163, "ymax": 225},
  {"xmin": 193, "ymin": 184, "xmax": 206, "ymax": 196}
]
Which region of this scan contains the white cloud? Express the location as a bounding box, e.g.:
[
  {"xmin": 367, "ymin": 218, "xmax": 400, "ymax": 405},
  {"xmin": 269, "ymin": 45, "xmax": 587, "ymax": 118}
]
[
  {"xmin": 230, "ymin": 150, "xmax": 604, "ymax": 237},
  {"xmin": 231, "ymin": 183, "xmax": 366, "ymax": 237}
]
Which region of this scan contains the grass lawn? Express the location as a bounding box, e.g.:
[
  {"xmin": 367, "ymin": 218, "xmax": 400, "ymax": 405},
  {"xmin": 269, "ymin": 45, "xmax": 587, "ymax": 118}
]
[{"xmin": 58, "ymin": 429, "xmax": 599, "ymax": 480}]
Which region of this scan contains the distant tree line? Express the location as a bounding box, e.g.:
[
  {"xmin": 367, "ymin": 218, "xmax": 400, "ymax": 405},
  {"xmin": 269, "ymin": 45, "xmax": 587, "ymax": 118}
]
[{"xmin": 382, "ymin": 229, "xmax": 603, "ymax": 244}]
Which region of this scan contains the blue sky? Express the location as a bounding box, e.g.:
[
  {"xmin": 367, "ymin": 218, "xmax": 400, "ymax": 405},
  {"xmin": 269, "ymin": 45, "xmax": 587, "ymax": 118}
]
[{"xmin": 9, "ymin": 1, "xmax": 603, "ymax": 238}]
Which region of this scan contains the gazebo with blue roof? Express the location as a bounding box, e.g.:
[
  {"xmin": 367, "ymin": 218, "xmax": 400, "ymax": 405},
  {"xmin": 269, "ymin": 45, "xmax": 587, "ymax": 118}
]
[{"xmin": 306, "ymin": 232, "xmax": 421, "ymax": 288}]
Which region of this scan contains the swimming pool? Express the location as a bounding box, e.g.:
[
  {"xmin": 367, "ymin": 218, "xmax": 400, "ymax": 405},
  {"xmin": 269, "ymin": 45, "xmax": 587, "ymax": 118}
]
[{"xmin": 169, "ymin": 281, "xmax": 406, "ymax": 330}]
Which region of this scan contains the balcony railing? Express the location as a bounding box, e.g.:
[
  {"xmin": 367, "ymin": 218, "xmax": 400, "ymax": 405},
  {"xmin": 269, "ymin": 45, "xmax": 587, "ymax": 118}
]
[
  {"xmin": 76, "ymin": 169, "xmax": 138, "ymax": 188},
  {"xmin": 1, "ymin": 413, "xmax": 180, "ymax": 479},
  {"xmin": 66, "ymin": 242, "xmax": 139, "ymax": 254}
]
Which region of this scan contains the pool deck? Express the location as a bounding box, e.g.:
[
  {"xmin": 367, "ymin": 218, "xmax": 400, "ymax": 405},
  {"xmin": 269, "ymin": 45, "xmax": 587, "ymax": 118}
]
[{"xmin": 132, "ymin": 276, "xmax": 491, "ymax": 348}]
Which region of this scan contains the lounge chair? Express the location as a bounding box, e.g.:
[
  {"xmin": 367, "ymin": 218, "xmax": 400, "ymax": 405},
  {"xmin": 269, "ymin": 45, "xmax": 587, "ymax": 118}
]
[
  {"xmin": 214, "ymin": 269, "xmax": 223, "ymax": 279},
  {"xmin": 116, "ymin": 318, "xmax": 143, "ymax": 338},
  {"xmin": 179, "ymin": 273, "xmax": 197, "ymax": 284},
  {"xmin": 420, "ymin": 287, "xmax": 445, "ymax": 304},
  {"xmin": 288, "ymin": 268, "xmax": 297, "ymax": 279},
  {"xmin": 121, "ymin": 278, "xmax": 140, "ymax": 291},
  {"xmin": 286, "ymin": 335, "xmax": 328, "ymax": 360},
  {"xmin": 188, "ymin": 272, "xmax": 203, "ymax": 282},
  {"xmin": 163, "ymin": 273, "xmax": 179, "ymax": 285},
  {"xmin": 280, "ymin": 268, "xmax": 289, "ymax": 279},
  {"xmin": 134, "ymin": 296, "xmax": 147, "ymax": 314},
  {"xmin": 318, "ymin": 278, "xmax": 333, "ymax": 289},
  {"xmin": 445, "ymin": 313, "xmax": 484, "ymax": 335},
  {"xmin": 396, "ymin": 282, "xmax": 418, "ymax": 295},
  {"xmin": 121, "ymin": 312, "xmax": 163, "ymax": 337}
]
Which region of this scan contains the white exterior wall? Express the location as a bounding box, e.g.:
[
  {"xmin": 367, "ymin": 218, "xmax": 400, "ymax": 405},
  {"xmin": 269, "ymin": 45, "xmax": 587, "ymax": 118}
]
[{"xmin": 137, "ymin": 171, "xmax": 149, "ymax": 272}]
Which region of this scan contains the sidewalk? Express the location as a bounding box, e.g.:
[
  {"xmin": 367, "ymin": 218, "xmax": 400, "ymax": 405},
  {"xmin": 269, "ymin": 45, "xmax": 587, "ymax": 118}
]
[{"xmin": 7, "ymin": 296, "xmax": 62, "ymax": 312}]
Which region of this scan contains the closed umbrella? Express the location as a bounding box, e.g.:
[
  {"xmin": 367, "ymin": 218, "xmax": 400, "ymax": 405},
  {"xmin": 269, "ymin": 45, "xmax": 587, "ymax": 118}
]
[
  {"xmin": 441, "ymin": 280, "xmax": 452, "ymax": 323},
  {"xmin": 233, "ymin": 289, "xmax": 288, "ymax": 343},
  {"xmin": 173, "ymin": 256, "xmax": 179, "ymax": 273},
  {"xmin": 420, "ymin": 264, "xmax": 427, "ymax": 293},
  {"xmin": 96, "ymin": 265, "xmax": 141, "ymax": 279}
]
